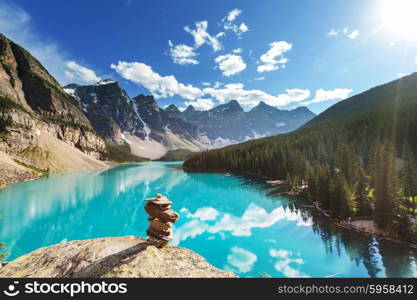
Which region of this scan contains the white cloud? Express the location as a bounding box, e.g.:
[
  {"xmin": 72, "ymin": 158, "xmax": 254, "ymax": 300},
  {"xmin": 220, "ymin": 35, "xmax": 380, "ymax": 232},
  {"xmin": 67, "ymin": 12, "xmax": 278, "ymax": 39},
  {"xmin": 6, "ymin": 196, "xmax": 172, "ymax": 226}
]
[
  {"xmin": 186, "ymin": 207, "xmax": 219, "ymax": 220},
  {"xmin": 207, "ymin": 203, "xmax": 312, "ymax": 237},
  {"xmin": 326, "ymin": 29, "xmax": 338, "ymax": 36},
  {"xmin": 171, "ymin": 203, "xmax": 313, "ymax": 246},
  {"xmin": 183, "ymin": 98, "xmax": 215, "ymax": 111},
  {"xmin": 302, "ymin": 88, "xmax": 352, "ymax": 105},
  {"xmin": 232, "ymin": 48, "xmax": 243, "ymax": 54},
  {"xmin": 168, "ymin": 20, "xmax": 224, "ymax": 65},
  {"xmin": 185, "ymin": 21, "xmax": 222, "ymax": 51},
  {"xmin": 239, "ymin": 23, "xmax": 249, "ymax": 34},
  {"xmin": 269, "ymin": 248, "xmax": 309, "ymax": 278},
  {"xmin": 225, "ymin": 8, "xmax": 241, "ymax": 22},
  {"xmin": 110, "ymin": 61, "xmax": 204, "ymax": 100},
  {"xmin": 168, "ymin": 41, "xmax": 198, "ymax": 65},
  {"xmin": 213, "ymin": 81, "xmax": 223, "ymax": 89},
  {"xmin": 269, "ymin": 248, "xmax": 292, "ymax": 259},
  {"xmin": 204, "ymin": 84, "xmax": 310, "ymax": 107},
  {"xmin": 257, "ymin": 41, "xmax": 292, "ymax": 73},
  {"xmin": 215, "ymin": 54, "xmax": 247, "ymax": 76},
  {"xmin": 226, "ymin": 247, "xmax": 257, "ymax": 273},
  {"xmin": 65, "ymin": 61, "xmax": 101, "ymax": 84},
  {"xmin": 397, "ymin": 72, "xmax": 410, "ymax": 77},
  {"xmin": 201, "ymin": 82, "xmax": 211, "ymax": 86},
  {"xmin": 277, "ymin": 89, "xmax": 311, "ymax": 104},
  {"xmin": 216, "ymin": 32, "xmax": 226, "ymax": 39},
  {"xmin": 254, "ymin": 76, "xmax": 265, "ymax": 81},
  {"xmin": 274, "ymin": 258, "xmax": 307, "ymax": 277},
  {"xmin": 0, "ymin": 1, "xmax": 100, "ymax": 85},
  {"xmin": 327, "ymin": 27, "xmax": 359, "ymax": 40},
  {"xmin": 347, "ymin": 30, "xmax": 359, "ymax": 39},
  {"xmin": 112, "ymin": 60, "xmax": 348, "ymax": 110},
  {"xmin": 222, "ymin": 8, "xmax": 249, "ymax": 38},
  {"xmin": 172, "ymin": 219, "xmax": 210, "ymax": 245}
]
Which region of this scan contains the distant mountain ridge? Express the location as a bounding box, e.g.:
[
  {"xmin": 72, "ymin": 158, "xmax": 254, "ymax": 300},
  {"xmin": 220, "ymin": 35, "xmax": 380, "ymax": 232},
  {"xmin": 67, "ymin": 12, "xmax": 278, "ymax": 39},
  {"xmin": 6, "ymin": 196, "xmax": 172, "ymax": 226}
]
[
  {"xmin": 66, "ymin": 80, "xmax": 316, "ymax": 157},
  {"xmin": 165, "ymin": 100, "xmax": 316, "ymax": 145}
]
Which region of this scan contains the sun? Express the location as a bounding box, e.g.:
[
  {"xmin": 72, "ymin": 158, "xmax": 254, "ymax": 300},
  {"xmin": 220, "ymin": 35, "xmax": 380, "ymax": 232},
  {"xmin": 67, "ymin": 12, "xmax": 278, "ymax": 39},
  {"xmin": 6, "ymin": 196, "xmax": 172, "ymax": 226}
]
[{"xmin": 379, "ymin": 0, "xmax": 417, "ymax": 41}]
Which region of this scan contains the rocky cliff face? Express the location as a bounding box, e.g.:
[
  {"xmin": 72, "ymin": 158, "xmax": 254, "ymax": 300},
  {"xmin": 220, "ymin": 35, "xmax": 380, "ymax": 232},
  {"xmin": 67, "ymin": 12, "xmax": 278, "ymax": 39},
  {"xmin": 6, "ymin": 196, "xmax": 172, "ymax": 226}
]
[
  {"xmin": 166, "ymin": 100, "xmax": 316, "ymax": 145},
  {"xmin": 65, "ymin": 78, "xmax": 315, "ymax": 158},
  {"xmin": 0, "ymin": 33, "xmax": 106, "ymax": 168},
  {"xmin": 0, "ymin": 236, "xmax": 236, "ymax": 278},
  {"xmin": 64, "ymin": 82, "xmax": 204, "ymax": 159},
  {"xmin": 133, "ymin": 94, "xmax": 200, "ymax": 143},
  {"xmin": 64, "ymin": 80, "xmax": 142, "ymax": 143}
]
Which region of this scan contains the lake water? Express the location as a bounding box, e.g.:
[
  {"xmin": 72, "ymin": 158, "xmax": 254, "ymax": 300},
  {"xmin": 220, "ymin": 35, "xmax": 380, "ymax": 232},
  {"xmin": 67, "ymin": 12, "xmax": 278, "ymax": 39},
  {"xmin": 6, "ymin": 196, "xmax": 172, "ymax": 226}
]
[{"xmin": 1, "ymin": 162, "xmax": 416, "ymax": 278}]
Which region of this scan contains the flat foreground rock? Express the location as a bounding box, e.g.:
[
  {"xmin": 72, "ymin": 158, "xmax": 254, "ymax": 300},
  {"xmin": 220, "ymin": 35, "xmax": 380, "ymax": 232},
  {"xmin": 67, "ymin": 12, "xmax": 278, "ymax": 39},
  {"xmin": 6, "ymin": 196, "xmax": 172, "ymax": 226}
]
[{"xmin": 1, "ymin": 236, "xmax": 236, "ymax": 278}]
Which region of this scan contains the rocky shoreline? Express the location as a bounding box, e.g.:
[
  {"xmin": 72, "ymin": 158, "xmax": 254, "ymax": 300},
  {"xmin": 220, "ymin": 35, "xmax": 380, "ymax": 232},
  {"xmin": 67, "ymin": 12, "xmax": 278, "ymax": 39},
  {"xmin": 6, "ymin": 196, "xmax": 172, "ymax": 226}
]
[
  {"xmin": 0, "ymin": 168, "xmax": 39, "ymax": 189},
  {"xmin": 0, "ymin": 236, "xmax": 236, "ymax": 278},
  {"xmin": 311, "ymin": 198, "xmax": 417, "ymax": 250},
  {"xmin": 269, "ymin": 180, "xmax": 417, "ymax": 250},
  {"xmin": 0, "ymin": 151, "xmax": 41, "ymax": 188}
]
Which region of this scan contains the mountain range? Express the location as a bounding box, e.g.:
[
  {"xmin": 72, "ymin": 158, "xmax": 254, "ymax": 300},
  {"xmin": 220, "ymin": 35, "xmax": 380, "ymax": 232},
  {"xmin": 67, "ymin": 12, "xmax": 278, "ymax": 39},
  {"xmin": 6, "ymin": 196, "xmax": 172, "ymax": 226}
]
[
  {"xmin": 0, "ymin": 33, "xmax": 315, "ymax": 182},
  {"xmin": 63, "ymin": 80, "xmax": 315, "ymax": 157},
  {"xmin": 165, "ymin": 100, "xmax": 315, "ymax": 146}
]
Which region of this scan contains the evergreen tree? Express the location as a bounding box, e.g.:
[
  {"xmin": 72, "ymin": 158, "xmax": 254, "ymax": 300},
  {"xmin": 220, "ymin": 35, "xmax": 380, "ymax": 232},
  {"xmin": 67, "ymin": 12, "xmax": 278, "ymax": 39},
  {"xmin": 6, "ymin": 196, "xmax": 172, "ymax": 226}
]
[
  {"xmin": 317, "ymin": 166, "xmax": 331, "ymax": 209},
  {"xmin": 374, "ymin": 141, "xmax": 398, "ymax": 228},
  {"xmin": 305, "ymin": 168, "xmax": 318, "ymax": 202},
  {"xmin": 401, "ymin": 141, "xmax": 417, "ymax": 213},
  {"xmin": 335, "ymin": 142, "xmax": 359, "ymax": 185},
  {"xmin": 329, "ymin": 174, "xmax": 355, "ymax": 218},
  {"xmin": 355, "ymin": 167, "xmax": 373, "ymax": 216}
]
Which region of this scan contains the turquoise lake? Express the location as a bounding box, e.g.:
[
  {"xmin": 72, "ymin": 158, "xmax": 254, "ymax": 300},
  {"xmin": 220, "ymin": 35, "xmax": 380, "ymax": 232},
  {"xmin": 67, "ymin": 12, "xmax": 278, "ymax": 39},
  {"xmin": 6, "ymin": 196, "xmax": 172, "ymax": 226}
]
[{"xmin": 1, "ymin": 161, "xmax": 417, "ymax": 277}]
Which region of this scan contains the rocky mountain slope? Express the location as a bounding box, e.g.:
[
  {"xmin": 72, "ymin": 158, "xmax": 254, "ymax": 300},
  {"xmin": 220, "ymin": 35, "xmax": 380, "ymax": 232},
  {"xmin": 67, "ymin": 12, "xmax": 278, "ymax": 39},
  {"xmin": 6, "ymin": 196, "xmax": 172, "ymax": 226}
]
[
  {"xmin": 0, "ymin": 236, "xmax": 236, "ymax": 278},
  {"xmin": 0, "ymin": 33, "xmax": 108, "ymax": 186},
  {"xmin": 64, "ymin": 82, "xmax": 204, "ymax": 159},
  {"xmin": 65, "ymin": 79, "xmax": 315, "ymax": 158},
  {"xmin": 166, "ymin": 100, "xmax": 316, "ymax": 146}
]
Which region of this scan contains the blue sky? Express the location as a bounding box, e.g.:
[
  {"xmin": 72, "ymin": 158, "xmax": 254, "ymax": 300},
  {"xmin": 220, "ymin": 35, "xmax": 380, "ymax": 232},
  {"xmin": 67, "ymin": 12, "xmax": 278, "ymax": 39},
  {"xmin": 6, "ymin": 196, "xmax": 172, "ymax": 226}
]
[{"xmin": 1, "ymin": 0, "xmax": 417, "ymax": 113}]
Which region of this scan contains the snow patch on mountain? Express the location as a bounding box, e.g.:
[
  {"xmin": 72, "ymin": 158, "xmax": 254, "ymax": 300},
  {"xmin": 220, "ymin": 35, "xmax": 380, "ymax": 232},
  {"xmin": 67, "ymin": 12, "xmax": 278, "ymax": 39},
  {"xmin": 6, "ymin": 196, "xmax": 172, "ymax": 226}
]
[
  {"xmin": 132, "ymin": 101, "xmax": 152, "ymax": 140},
  {"xmin": 63, "ymin": 88, "xmax": 76, "ymax": 97},
  {"xmin": 96, "ymin": 79, "xmax": 116, "ymax": 85},
  {"xmin": 121, "ymin": 133, "xmax": 132, "ymax": 145}
]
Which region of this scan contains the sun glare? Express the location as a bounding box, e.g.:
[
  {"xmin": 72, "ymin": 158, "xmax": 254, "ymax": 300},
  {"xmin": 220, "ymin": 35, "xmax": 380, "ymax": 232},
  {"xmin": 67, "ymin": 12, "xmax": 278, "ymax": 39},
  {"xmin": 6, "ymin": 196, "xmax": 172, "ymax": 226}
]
[{"xmin": 379, "ymin": 0, "xmax": 417, "ymax": 40}]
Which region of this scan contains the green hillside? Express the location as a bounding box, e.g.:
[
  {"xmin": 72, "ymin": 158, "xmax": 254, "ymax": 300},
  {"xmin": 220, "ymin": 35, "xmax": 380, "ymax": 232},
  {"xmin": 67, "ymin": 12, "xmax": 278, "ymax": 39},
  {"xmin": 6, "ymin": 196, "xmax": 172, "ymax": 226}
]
[
  {"xmin": 105, "ymin": 142, "xmax": 148, "ymax": 163},
  {"xmin": 184, "ymin": 73, "xmax": 417, "ymax": 242},
  {"xmin": 158, "ymin": 149, "xmax": 194, "ymax": 161}
]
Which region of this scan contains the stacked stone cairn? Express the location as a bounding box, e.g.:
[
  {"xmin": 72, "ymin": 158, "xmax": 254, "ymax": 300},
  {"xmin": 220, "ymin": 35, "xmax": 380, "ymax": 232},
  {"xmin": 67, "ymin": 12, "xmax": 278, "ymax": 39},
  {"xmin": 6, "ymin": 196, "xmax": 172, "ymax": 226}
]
[{"xmin": 144, "ymin": 194, "xmax": 179, "ymax": 248}]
